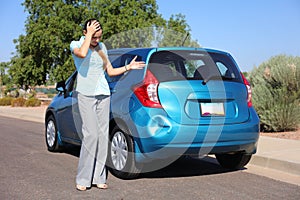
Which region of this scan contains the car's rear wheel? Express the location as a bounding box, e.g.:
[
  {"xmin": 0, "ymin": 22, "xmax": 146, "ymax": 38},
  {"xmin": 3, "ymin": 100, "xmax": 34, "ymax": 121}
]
[
  {"xmin": 107, "ymin": 125, "xmax": 141, "ymax": 179},
  {"xmin": 45, "ymin": 115, "xmax": 61, "ymax": 152},
  {"xmin": 215, "ymin": 152, "xmax": 252, "ymax": 169}
]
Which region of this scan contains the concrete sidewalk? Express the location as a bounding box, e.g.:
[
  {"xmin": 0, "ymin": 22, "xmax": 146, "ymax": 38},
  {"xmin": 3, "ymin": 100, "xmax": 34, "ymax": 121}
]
[
  {"xmin": 1, "ymin": 105, "xmax": 300, "ymax": 177},
  {"xmin": 0, "ymin": 105, "xmax": 47, "ymax": 123}
]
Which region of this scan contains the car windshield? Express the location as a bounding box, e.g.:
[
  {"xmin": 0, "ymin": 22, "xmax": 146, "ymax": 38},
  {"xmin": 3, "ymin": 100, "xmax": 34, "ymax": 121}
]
[{"xmin": 148, "ymin": 50, "xmax": 242, "ymax": 83}]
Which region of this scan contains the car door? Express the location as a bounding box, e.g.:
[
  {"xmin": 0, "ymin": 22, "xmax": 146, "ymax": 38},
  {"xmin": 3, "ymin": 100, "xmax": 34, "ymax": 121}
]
[
  {"xmin": 56, "ymin": 72, "xmax": 81, "ymax": 143},
  {"xmin": 107, "ymin": 53, "xmax": 145, "ymax": 116}
]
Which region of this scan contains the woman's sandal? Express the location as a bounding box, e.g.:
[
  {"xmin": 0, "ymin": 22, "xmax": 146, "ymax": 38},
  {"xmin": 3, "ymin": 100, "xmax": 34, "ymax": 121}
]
[
  {"xmin": 96, "ymin": 183, "xmax": 108, "ymax": 189},
  {"xmin": 76, "ymin": 184, "xmax": 87, "ymax": 191}
]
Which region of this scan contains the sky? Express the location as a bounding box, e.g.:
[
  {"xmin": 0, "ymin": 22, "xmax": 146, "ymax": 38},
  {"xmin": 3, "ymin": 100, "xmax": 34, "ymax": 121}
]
[{"xmin": 1, "ymin": 0, "xmax": 299, "ymax": 72}]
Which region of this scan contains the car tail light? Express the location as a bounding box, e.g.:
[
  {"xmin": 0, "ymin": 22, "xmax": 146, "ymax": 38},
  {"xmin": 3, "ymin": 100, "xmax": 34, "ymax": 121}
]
[
  {"xmin": 133, "ymin": 70, "xmax": 162, "ymax": 108},
  {"xmin": 241, "ymin": 73, "xmax": 252, "ymax": 107}
]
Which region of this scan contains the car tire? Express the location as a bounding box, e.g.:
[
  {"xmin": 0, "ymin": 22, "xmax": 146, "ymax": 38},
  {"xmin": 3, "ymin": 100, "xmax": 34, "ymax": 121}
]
[
  {"xmin": 215, "ymin": 152, "xmax": 252, "ymax": 169},
  {"xmin": 45, "ymin": 115, "xmax": 61, "ymax": 152},
  {"xmin": 107, "ymin": 125, "xmax": 141, "ymax": 179}
]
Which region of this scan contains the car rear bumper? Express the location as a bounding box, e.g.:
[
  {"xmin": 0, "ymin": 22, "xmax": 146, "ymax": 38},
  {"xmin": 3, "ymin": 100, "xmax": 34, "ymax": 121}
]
[{"xmin": 131, "ymin": 108, "xmax": 260, "ymax": 162}]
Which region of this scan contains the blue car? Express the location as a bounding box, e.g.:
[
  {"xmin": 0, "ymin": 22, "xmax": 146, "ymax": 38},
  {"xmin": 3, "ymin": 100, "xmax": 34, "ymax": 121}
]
[{"xmin": 45, "ymin": 47, "xmax": 260, "ymax": 179}]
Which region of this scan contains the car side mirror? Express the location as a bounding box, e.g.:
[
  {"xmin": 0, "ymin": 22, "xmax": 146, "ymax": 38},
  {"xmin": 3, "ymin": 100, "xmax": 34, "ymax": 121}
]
[{"xmin": 55, "ymin": 81, "xmax": 66, "ymax": 93}]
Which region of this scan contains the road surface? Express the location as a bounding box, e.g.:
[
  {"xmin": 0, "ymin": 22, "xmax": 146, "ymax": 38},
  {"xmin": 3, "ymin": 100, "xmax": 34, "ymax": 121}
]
[{"xmin": 0, "ymin": 116, "xmax": 299, "ymax": 200}]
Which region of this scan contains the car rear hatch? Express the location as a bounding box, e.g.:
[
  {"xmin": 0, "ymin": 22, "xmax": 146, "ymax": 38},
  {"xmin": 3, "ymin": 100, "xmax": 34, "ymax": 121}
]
[{"xmin": 148, "ymin": 49, "xmax": 250, "ymax": 125}]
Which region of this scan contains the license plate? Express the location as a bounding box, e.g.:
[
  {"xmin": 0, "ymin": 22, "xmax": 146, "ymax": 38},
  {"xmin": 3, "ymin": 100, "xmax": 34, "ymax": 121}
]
[{"xmin": 200, "ymin": 103, "xmax": 225, "ymax": 116}]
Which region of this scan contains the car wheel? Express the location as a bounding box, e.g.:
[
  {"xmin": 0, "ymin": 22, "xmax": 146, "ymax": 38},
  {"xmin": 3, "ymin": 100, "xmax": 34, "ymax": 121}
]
[
  {"xmin": 107, "ymin": 125, "xmax": 141, "ymax": 179},
  {"xmin": 45, "ymin": 115, "xmax": 61, "ymax": 152},
  {"xmin": 215, "ymin": 152, "xmax": 252, "ymax": 169}
]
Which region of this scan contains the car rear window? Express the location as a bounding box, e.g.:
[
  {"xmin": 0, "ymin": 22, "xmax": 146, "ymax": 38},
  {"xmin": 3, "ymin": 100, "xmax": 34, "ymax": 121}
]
[{"xmin": 148, "ymin": 50, "xmax": 242, "ymax": 83}]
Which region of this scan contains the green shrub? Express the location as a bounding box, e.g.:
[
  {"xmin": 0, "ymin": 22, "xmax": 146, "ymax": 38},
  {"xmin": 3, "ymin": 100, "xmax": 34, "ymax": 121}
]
[
  {"xmin": 47, "ymin": 93, "xmax": 55, "ymax": 98},
  {"xmin": 249, "ymin": 55, "xmax": 300, "ymax": 132},
  {"xmin": 25, "ymin": 98, "xmax": 41, "ymax": 107},
  {"xmin": 11, "ymin": 97, "xmax": 26, "ymax": 107},
  {"xmin": 0, "ymin": 97, "xmax": 14, "ymax": 106}
]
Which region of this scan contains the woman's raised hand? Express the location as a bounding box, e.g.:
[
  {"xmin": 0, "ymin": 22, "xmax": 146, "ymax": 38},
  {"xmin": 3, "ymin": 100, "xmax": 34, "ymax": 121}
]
[
  {"xmin": 128, "ymin": 56, "xmax": 146, "ymax": 70},
  {"xmin": 86, "ymin": 21, "xmax": 101, "ymax": 35}
]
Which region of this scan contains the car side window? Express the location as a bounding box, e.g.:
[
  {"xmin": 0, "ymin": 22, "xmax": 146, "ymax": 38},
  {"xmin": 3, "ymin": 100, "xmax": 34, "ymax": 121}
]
[
  {"xmin": 61, "ymin": 72, "xmax": 77, "ymax": 97},
  {"xmin": 106, "ymin": 54, "xmax": 142, "ymax": 83}
]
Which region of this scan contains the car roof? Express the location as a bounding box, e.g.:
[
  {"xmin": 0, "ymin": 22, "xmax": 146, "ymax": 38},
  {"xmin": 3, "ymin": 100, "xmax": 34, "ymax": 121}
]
[{"xmin": 107, "ymin": 47, "xmax": 231, "ymax": 56}]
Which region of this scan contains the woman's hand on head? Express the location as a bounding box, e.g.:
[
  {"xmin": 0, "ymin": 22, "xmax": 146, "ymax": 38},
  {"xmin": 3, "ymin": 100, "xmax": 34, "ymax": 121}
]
[{"xmin": 86, "ymin": 21, "xmax": 101, "ymax": 36}]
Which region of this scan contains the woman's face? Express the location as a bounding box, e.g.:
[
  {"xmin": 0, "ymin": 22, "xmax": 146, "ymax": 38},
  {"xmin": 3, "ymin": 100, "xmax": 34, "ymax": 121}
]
[
  {"xmin": 90, "ymin": 29, "xmax": 102, "ymax": 47},
  {"xmin": 83, "ymin": 20, "xmax": 102, "ymax": 47}
]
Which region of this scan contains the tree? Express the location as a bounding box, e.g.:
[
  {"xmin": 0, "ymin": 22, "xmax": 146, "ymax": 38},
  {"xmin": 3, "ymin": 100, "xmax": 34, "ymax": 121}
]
[
  {"xmin": 90, "ymin": 0, "xmax": 166, "ymax": 48},
  {"xmin": 0, "ymin": 62, "xmax": 11, "ymax": 86},
  {"xmin": 157, "ymin": 14, "xmax": 200, "ymax": 47},
  {"xmin": 10, "ymin": 0, "xmax": 199, "ymax": 87},
  {"xmin": 0, "ymin": 62, "xmax": 12, "ymax": 97},
  {"xmin": 10, "ymin": 0, "xmax": 92, "ymax": 87},
  {"xmin": 249, "ymin": 55, "xmax": 300, "ymax": 132}
]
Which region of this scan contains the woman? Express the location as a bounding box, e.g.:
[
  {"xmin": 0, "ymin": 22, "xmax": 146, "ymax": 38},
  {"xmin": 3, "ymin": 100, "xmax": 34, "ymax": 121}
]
[{"xmin": 70, "ymin": 18, "xmax": 145, "ymax": 191}]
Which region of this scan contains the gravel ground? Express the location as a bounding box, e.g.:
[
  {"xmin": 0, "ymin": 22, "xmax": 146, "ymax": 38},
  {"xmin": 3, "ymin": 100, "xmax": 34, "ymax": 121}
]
[{"xmin": 260, "ymin": 129, "xmax": 300, "ymax": 140}]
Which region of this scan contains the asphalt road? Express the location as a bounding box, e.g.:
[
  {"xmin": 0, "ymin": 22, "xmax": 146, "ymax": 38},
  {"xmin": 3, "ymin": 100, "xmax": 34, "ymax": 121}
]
[{"xmin": 1, "ymin": 116, "xmax": 299, "ymax": 200}]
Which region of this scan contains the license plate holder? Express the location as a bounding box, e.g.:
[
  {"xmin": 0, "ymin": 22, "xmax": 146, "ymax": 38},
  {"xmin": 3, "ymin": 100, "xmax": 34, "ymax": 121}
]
[{"xmin": 200, "ymin": 102, "xmax": 225, "ymax": 117}]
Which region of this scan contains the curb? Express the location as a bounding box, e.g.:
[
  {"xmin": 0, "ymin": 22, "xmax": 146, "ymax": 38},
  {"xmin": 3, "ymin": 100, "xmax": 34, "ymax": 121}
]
[
  {"xmin": 250, "ymin": 136, "xmax": 300, "ymax": 177},
  {"xmin": 251, "ymin": 154, "xmax": 300, "ymax": 176}
]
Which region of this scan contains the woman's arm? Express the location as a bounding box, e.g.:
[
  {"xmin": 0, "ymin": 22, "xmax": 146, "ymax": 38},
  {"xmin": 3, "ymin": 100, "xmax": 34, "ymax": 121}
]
[{"xmin": 104, "ymin": 55, "xmax": 146, "ymax": 77}]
